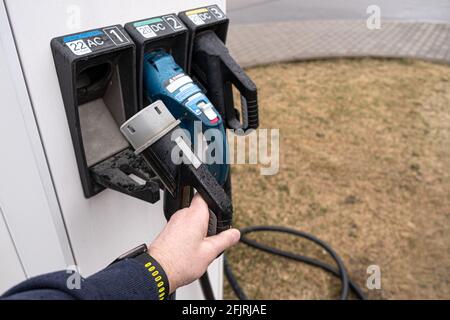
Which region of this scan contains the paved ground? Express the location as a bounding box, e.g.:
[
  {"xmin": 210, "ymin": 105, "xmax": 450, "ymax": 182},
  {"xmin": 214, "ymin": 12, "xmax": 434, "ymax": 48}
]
[
  {"xmin": 227, "ymin": 20, "xmax": 450, "ymax": 68},
  {"xmin": 227, "ymin": 0, "xmax": 450, "ymax": 24},
  {"xmin": 226, "ymin": 1, "xmax": 450, "ymax": 67}
]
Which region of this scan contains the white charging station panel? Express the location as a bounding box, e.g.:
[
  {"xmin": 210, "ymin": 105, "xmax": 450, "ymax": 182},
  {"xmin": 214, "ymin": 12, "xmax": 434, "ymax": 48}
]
[
  {"xmin": 0, "ymin": 0, "xmax": 226, "ymax": 299},
  {"xmin": 0, "ymin": 212, "xmax": 26, "ymax": 291}
]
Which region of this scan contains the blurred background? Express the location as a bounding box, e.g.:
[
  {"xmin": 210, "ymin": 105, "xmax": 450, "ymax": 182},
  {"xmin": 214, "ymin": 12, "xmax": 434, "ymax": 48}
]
[
  {"xmin": 223, "ymin": 0, "xmax": 450, "ymax": 299},
  {"xmin": 227, "ymin": 0, "xmax": 450, "ymax": 23}
]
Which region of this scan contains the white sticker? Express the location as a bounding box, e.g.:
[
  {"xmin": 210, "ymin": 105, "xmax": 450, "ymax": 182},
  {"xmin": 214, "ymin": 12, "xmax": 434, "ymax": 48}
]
[
  {"xmin": 66, "ymin": 39, "xmax": 92, "ymax": 56},
  {"xmin": 188, "ymin": 14, "xmax": 205, "ymax": 25},
  {"xmin": 166, "ymin": 75, "xmax": 193, "ymax": 93},
  {"xmin": 136, "ymin": 25, "xmax": 157, "ymax": 39}
]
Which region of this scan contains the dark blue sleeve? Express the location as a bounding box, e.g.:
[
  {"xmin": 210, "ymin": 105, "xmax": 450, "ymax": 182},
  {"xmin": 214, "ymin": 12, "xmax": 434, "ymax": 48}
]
[{"xmin": 1, "ymin": 259, "xmax": 162, "ymax": 300}]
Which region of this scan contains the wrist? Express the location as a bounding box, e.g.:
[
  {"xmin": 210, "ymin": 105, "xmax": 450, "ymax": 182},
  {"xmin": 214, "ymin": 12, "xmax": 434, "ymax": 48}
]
[
  {"xmin": 148, "ymin": 245, "xmax": 177, "ymax": 294},
  {"xmin": 131, "ymin": 251, "xmax": 170, "ymax": 299}
]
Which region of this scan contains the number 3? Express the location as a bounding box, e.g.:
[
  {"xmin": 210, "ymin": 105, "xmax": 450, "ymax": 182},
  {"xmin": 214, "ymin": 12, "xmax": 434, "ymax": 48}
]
[{"xmin": 210, "ymin": 7, "xmax": 223, "ymax": 18}]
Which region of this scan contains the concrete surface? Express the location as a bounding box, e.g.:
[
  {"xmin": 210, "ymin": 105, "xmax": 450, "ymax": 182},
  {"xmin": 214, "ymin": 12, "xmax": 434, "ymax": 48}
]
[
  {"xmin": 226, "ymin": 2, "xmax": 450, "ymax": 68},
  {"xmin": 227, "ymin": 0, "xmax": 450, "ymax": 24}
]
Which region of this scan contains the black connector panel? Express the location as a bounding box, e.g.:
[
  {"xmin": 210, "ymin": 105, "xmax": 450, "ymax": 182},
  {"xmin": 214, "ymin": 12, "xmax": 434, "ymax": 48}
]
[
  {"xmin": 179, "ymin": 5, "xmax": 259, "ymax": 131},
  {"xmin": 125, "ymin": 14, "xmax": 189, "ymax": 109},
  {"xmin": 51, "ymin": 26, "xmax": 160, "ymax": 203}
]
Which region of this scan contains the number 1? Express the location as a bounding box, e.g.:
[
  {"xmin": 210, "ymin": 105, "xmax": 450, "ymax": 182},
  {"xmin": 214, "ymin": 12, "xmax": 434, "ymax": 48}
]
[{"xmin": 109, "ymin": 29, "xmax": 123, "ymax": 43}]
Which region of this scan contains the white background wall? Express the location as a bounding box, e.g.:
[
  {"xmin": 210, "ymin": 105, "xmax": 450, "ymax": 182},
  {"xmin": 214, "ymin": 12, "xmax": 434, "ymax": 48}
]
[
  {"xmin": 0, "ymin": 209, "xmax": 26, "ymax": 291},
  {"xmin": 0, "ymin": 0, "xmax": 226, "ymax": 299}
]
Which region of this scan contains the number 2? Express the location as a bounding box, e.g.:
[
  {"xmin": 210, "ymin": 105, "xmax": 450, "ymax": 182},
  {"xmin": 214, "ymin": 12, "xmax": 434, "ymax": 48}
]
[
  {"xmin": 165, "ymin": 16, "xmax": 183, "ymax": 30},
  {"xmin": 69, "ymin": 41, "xmax": 84, "ymax": 51}
]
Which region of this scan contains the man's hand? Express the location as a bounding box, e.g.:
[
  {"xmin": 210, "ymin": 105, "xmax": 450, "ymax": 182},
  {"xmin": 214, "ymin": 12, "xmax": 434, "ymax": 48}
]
[{"xmin": 148, "ymin": 194, "xmax": 240, "ymax": 293}]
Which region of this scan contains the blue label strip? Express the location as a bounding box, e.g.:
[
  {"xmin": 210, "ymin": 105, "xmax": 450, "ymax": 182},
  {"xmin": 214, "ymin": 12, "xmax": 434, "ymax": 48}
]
[
  {"xmin": 63, "ymin": 30, "xmax": 103, "ymax": 43},
  {"xmin": 175, "ymin": 84, "xmax": 201, "ymax": 103}
]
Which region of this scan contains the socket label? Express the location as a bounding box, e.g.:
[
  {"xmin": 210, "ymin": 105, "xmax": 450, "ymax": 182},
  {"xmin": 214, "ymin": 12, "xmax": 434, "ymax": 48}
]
[
  {"xmin": 63, "ymin": 26, "xmax": 130, "ymax": 56},
  {"xmin": 133, "ymin": 14, "xmax": 186, "ymax": 39},
  {"xmin": 184, "ymin": 5, "xmax": 226, "ymax": 26}
]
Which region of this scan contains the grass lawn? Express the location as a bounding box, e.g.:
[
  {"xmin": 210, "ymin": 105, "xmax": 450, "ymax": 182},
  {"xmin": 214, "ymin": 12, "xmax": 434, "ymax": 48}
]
[{"xmin": 224, "ymin": 59, "xmax": 450, "ymax": 300}]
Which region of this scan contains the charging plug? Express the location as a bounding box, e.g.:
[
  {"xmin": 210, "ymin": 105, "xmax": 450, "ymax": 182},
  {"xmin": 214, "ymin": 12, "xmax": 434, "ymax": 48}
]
[{"xmin": 120, "ymin": 100, "xmax": 232, "ymax": 235}]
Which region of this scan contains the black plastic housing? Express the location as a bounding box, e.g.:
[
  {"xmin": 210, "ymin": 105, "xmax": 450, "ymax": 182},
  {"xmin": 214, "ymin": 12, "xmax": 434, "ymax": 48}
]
[
  {"xmin": 179, "ymin": 5, "xmax": 259, "ymax": 131},
  {"xmin": 124, "ymin": 14, "xmax": 189, "ymax": 109},
  {"xmin": 51, "ymin": 25, "xmax": 160, "ymax": 203},
  {"xmin": 178, "ymin": 5, "xmax": 229, "ymax": 72},
  {"xmin": 141, "ymin": 127, "xmax": 233, "ymax": 234}
]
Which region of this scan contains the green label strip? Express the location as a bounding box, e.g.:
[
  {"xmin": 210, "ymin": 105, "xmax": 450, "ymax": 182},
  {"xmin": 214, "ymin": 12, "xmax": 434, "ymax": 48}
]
[{"xmin": 134, "ymin": 17, "xmax": 163, "ymax": 27}]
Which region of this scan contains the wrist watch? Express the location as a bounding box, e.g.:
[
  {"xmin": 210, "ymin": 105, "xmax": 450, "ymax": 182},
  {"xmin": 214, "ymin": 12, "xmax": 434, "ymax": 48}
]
[
  {"xmin": 111, "ymin": 244, "xmax": 170, "ymax": 300},
  {"xmin": 110, "ymin": 243, "xmax": 148, "ymax": 264}
]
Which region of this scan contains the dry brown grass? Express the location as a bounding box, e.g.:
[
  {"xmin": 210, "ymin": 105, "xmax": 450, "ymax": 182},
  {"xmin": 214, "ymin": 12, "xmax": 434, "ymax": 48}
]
[{"xmin": 224, "ymin": 58, "xmax": 450, "ymax": 300}]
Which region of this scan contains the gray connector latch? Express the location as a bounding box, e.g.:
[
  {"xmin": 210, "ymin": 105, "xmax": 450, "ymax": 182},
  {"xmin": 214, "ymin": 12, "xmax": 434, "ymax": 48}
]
[{"xmin": 120, "ymin": 100, "xmax": 180, "ymax": 154}]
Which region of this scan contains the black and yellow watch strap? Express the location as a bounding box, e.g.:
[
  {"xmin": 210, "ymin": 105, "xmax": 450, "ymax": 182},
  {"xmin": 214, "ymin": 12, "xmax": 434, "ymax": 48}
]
[
  {"xmin": 111, "ymin": 244, "xmax": 170, "ymax": 300},
  {"xmin": 134, "ymin": 253, "xmax": 170, "ymax": 300}
]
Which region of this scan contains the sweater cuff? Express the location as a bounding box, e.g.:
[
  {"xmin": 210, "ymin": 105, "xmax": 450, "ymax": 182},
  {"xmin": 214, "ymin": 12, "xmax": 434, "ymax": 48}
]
[{"xmin": 85, "ymin": 258, "xmax": 167, "ymax": 300}]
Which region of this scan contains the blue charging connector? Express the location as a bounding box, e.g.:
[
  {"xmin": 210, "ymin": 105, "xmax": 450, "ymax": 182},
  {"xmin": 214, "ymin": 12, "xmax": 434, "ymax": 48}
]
[{"xmin": 143, "ymin": 49, "xmax": 229, "ymax": 186}]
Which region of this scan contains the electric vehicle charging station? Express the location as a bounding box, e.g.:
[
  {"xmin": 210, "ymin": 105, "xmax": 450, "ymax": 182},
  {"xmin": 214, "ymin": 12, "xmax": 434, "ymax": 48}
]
[
  {"xmin": 0, "ymin": 0, "xmax": 233, "ymax": 299},
  {"xmin": 0, "ymin": 0, "xmax": 374, "ymax": 302}
]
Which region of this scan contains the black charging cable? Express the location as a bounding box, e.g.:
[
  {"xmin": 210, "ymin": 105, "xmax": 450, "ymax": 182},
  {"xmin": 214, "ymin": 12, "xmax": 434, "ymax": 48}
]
[{"xmin": 201, "ymin": 225, "xmax": 367, "ymax": 300}]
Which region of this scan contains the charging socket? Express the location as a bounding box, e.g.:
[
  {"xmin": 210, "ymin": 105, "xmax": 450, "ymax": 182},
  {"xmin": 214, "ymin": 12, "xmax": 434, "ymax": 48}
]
[
  {"xmin": 51, "ymin": 25, "xmax": 160, "ymax": 203},
  {"xmin": 179, "ymin": 5, "xmax": 259, "ymax": 131},
  {"xmin": 125, "ymin": 14, "xmax": 189, "ymax": 109},
  {"xmin": 178, "ymin": 5, "xmax": 229, "ymax": 73}
]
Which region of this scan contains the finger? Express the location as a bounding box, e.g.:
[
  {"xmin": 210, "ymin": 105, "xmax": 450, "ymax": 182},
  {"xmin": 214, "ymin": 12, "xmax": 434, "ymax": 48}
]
[
  {"xmin": 204, "ymin": 228, "xmax": 241, "ymax": 256},
  {"xmin": 189, "ymin": 193, "xmax": 209, "ymax": 214},
  {"xmin": 186, "ymin": 193, "xmax": 210, "ymax": 232}
]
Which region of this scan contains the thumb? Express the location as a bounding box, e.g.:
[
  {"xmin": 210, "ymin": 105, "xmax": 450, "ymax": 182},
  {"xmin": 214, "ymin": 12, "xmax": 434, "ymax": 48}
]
[
  {"xmin": 203, "ymin": 228, "xmax": 241, "ymax": 257},
  {"xmin": 187, "ymin": 193, "xmax": 210, "ymax": 232},
  {"xmin": 189, "ymin": 193, "xmax": 209, "ymax": 214}
]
